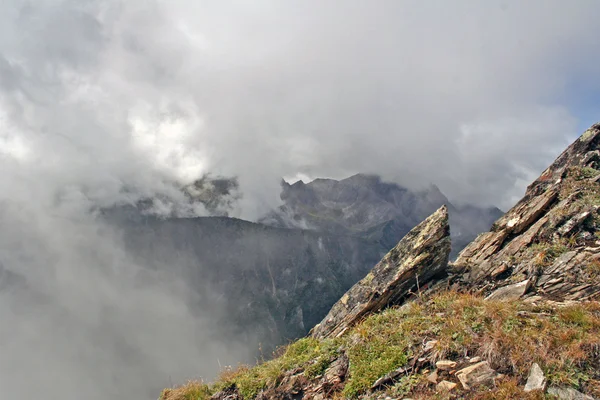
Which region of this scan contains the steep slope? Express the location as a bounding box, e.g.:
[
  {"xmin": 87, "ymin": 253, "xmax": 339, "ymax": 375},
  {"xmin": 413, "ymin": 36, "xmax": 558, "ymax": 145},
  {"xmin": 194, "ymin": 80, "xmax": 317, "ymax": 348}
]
[
  {"xmin": 161, "ymin": 124, "xmax": 600, "ymax": 400},
  {"xmin": 260, "ymin": 174, "xmax": 502, "ymax": 259}
]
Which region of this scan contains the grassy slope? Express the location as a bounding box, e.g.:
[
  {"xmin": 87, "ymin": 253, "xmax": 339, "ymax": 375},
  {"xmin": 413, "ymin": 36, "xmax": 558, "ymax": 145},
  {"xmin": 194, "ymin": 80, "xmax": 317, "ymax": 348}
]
[{"xmin": 160, "ymin": 291, "xmax": 600, "ymax": 400}]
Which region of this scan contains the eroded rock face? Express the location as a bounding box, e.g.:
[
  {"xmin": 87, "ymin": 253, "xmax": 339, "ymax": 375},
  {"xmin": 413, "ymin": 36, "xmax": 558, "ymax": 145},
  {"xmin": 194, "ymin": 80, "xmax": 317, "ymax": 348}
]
[
  {"xmin": 310, "ymin": 205, "xmax": 451, "ymax": 339},
  {"xmin": 452, "ymin": 123, "xmax": 600, "ymax": 301}
]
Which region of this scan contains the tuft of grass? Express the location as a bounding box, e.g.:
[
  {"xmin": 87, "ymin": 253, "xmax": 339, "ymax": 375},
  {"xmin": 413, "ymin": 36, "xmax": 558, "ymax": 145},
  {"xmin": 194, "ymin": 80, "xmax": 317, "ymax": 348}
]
[
  {"xmin": 587, "ymin": 259, "xmax": 600, "ymax": 279},
  {"xmin": 559, "ymin": 166, "xmax": 600, "ymax": 204},
  {"xmin": 213, "ymin": 337, "xmax": 340, "ymax": 398},
  {"xmin": 529, "ymin": 240, "xmax": 571, "ymax": 267},
  {"xmin": 160, "ymin": 381, "xmax": 211, "ymax": 400}
]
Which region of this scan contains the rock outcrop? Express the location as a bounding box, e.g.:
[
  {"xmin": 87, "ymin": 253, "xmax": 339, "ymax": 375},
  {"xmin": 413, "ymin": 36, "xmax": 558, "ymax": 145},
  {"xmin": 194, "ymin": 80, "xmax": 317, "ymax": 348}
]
[
  {"xmin": 310, "ymin": 205, "xmax": 451, "ymax": 339},
  {"xmin": 452, "ymin": 123, "xmax": 600, "ymax": 301}
]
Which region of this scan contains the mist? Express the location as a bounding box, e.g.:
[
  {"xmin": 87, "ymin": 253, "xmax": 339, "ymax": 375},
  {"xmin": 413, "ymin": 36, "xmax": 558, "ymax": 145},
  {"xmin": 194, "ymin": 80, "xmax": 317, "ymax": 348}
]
[{"xmin": 1, "ymin": 0, "xmax": 600, "ymax": 399}]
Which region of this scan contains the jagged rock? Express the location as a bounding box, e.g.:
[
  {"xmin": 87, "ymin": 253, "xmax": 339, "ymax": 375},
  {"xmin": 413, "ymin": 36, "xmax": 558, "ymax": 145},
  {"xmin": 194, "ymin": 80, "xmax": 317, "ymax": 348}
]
[
  {"xmin": 436, "ymin": 360, "xmax": 457, "ymax": 371},
  {"xmin": 547, "ymin": 387, "xmax": 596, "ymax": 400},
  {"xmin": 452, "ymin": 124, "xmax": 600, "ymax": 302},
  {"xmin": 485, "ymin": 280, "xmax": 529, "ymax": 301},
  {"xmin": 436, "ymin": 380, "xmax": 457, "ymax": 391},
  {"xmin": 524, "ymin": 363, "xmax": 546, "ymax": 392},
  {"xmin": 456, "ymin": 361, "xmax": 498, "ymax": 390},
  {"xmin": 310, "ymin": 206, "xmax": 451, "ymax": 339},
  {"xmin": 557, "ymin": 210, "xmax": 595, "ymax": 237}
]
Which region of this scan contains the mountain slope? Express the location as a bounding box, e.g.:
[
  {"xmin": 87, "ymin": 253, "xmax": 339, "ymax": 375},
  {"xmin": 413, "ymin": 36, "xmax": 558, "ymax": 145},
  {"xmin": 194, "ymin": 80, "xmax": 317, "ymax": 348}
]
[{"xmin": 162, "ymin": 123, "xmax": 600, "ymax": 400}]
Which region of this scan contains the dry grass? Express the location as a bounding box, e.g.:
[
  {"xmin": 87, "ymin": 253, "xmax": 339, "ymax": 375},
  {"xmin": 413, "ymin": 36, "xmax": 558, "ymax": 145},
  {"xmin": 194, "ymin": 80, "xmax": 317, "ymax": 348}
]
[{"xmin": 160, "ymin": 381, "xmax": 211, "ymax": 400}]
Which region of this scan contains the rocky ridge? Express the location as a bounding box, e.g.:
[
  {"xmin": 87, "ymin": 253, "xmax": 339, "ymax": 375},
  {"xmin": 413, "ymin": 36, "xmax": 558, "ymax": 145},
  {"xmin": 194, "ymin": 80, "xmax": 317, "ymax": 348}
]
[
  {"xmin": 161, "ymin": 124, "xmax": 600, "ymax": 400},
  {"xmin": 452, "ymin": 123, "xmax": 600, "ymax": 302}
]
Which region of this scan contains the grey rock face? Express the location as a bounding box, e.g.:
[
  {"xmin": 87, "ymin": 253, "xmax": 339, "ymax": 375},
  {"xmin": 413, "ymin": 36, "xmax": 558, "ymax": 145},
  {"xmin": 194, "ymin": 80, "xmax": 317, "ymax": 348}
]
[{"xmin": 310, "ymin": 205, "xmax": 450, "ymax": 339}]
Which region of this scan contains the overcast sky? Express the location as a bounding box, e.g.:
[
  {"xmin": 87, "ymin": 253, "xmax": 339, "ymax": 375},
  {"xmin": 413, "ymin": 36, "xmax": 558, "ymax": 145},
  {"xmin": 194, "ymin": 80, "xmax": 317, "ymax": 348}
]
[
  {"xmin": 1, "ymin": 1, "xmax": 600, "ymax": 399},
  {"xmin": 1, "ymin": 0, "xmax": 599, "ymax": 217}
]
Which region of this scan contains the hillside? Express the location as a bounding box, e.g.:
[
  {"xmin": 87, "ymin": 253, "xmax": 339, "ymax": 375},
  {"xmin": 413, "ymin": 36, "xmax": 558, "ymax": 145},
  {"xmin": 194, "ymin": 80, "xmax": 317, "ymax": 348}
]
[
  {"xmin": 161, "ymin": 123, "xmax": 600, "ymax": 399},
  {"xmin": 103, "ymin": 209, "xmax": 387, "ymax": 353}
]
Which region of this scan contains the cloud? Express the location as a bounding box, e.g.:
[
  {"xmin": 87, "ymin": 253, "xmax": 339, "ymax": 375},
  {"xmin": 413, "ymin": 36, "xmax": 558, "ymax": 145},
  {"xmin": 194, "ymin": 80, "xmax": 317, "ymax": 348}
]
[
  {"xmin": 2, "ymin": 1, "xmax": 599, "ymax": 213},
  {"xmin": 1, "ymin": 1, "xmax": 600, "ymax": 398}
]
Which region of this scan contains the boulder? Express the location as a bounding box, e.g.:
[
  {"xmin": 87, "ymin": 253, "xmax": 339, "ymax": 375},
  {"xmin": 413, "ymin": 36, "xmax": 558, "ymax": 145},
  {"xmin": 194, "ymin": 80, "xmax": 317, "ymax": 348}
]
[{"xmin": 310, "ymin": 206, "xmax": 451, "ymax": 339}]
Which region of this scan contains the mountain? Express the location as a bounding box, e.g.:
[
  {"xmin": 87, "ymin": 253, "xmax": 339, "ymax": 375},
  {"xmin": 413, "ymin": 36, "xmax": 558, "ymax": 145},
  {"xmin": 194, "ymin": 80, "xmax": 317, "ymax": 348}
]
[
  {"xmin": 164, "ymin": 124, "xmax": 600, "ymax": 400},
  {"xmin": 100, "ymin": 175, "xmax": 500, "ymax": 353},
  {"xmin": 259, "ymin": 174, "xmax": 503, "ymax": 259}
]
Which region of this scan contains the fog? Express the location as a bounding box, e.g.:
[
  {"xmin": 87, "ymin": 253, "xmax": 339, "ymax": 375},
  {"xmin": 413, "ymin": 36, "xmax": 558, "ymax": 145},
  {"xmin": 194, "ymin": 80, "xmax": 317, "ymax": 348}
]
[{"xmin": 1, "ymin": 0, "xmax": 600, "ymax": 399}]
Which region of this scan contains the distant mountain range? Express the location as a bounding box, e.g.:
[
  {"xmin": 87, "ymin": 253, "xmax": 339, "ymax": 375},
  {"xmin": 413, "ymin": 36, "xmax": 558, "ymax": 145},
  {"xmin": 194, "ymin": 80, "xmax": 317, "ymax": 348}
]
[{"xmin": 260, "ymin": 174, "xmax": 503, "ymax": 259}]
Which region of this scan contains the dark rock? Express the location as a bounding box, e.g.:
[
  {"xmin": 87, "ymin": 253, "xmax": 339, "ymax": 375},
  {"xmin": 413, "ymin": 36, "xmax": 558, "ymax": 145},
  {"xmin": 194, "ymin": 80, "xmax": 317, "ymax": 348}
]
[
  {"xmin": 210, "ymin": 385, "xmax": 242, "ymax": 400},
  {"xmin": 310, "ymin": 205, "xmax": 450, "ymax": 339}
]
